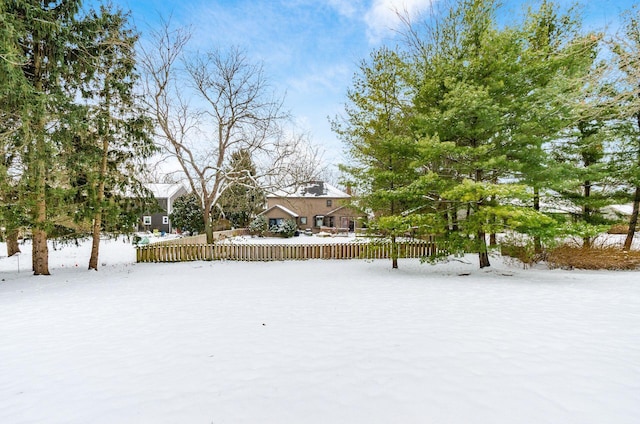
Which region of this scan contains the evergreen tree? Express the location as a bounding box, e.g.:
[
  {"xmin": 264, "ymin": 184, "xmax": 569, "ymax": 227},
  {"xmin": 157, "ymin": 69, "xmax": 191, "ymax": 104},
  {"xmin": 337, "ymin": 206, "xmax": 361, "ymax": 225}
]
[
  {"xmin": 610, "ymin": 5, "xmax": 640, "ymax": 251},
  {"xmin": 3, "ymin": 1, "xmax": 153, "ymax": 273},
  {"xmin": 333, "ymin": 47, "xmax": 425, "ymax": 269},
  {"xmin": 0, "ymin": 0, "xmax": 28, "ymax": 257},
  {"xmin": 216, "ymin": 149, "xmax": 265, "ymax": 228},
  {"xmin": 170, "ymin": 193, "xmax": 205, "ymax": 235},
  {"xmin": 4, "ymin": 0, "xmax": 87, "ymax": 274},
  {"xmin": 407, "ymin": 0, "xmax": 542, "ymax": 268},
  {"xmin": 73, "ymin": 4, "xmax": 154, "ymax": 270}
]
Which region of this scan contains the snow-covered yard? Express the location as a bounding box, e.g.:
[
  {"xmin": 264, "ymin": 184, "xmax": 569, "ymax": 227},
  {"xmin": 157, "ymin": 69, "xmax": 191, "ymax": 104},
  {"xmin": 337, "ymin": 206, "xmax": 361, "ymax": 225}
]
[{"xmin": 1, "ymin": 237, "xmax": 639, "ymax": 423}]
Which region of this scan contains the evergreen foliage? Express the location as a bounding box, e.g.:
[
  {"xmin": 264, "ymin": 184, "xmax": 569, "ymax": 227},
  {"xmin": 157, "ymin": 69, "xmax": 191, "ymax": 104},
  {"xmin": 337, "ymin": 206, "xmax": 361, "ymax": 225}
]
[
  {"xmin": 1, "ymin": 0, "xmax": 153, "ymax": 273},
  {"xmin": 170, "ymin": 193, "xmax": 205, "ymax": 235},
  {"xmin": 249, "ymin": 215, "xmax": 268, "ymax": 237},
  {"xmin": 336, "ymin": 0, "xmax": 627, "ymax": 269},
  {"xmin": 215, "ymin": 149, "xmax": 266, "ymax": 228}
]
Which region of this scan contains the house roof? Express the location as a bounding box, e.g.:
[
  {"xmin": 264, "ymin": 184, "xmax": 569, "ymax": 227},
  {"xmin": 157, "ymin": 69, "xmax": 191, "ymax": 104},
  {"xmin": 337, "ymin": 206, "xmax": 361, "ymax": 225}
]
[
  {"xmin": 145, "ymin": 183, "xmax": 187, "ymax": 199},
  {"xmin": 259, "ymin": 204, "xmax": 299, "ymax": 218},
  {"xmin": 267, "ymin": 181, "xmax": 350, "ymax": 199}
]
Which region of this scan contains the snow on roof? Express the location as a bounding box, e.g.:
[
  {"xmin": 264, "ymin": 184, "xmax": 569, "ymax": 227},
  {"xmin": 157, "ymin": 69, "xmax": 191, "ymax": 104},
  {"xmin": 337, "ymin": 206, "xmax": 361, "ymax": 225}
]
[
  {"xmin": 268, "ymin": 181, "xmax": 350, "ymax": 199},
  {"xmin": 260, "ymin": 204, "xmax": 299, "ymax": 218},
  {"xmin": 145, "ymin": 183, "xmax": 187, "ymax": 199}
]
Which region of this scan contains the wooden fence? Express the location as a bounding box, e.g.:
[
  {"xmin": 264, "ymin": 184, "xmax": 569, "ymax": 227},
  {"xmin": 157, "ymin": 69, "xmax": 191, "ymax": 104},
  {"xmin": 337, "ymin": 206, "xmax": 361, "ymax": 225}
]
[{"xmin": 136, "ymin": 240, "xmax": 438, "ymax": 263}]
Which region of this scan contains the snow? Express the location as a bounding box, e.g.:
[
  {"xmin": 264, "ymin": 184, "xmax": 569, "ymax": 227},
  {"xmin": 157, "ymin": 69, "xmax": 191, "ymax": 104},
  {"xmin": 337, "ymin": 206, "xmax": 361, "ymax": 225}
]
[
  {"xmin": 268, "ymin": 181, "xmax": 350, "ymax": 198},
  {"xmin": 1, "ymin": 237, "xmax": 639, "ymax": 424}
]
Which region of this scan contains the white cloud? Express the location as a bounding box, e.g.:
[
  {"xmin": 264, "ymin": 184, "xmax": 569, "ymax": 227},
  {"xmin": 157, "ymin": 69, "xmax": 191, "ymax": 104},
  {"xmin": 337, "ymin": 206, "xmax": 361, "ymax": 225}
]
[
  {"xmin": 325, "ymin": 0, "xmax": 363, "ymax": 18},
  {"xmin": 364, "ymin": 0, "xmax": 433, "ymax": 44}
]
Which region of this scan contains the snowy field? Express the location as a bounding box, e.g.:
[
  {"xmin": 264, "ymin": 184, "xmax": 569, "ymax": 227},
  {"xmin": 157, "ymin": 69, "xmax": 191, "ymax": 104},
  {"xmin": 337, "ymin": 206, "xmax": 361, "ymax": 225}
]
[{"xmin": 1, "ymin": 236, "xmax": 639, "ymax": 424}]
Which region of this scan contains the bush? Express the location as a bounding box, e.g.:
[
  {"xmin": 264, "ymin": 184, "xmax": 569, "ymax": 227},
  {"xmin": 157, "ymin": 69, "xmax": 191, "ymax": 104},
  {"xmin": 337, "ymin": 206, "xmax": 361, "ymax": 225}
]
[
  {"xmin": 249, "ymin": 215, "xmax": 268, "ymax": 236},
  {"xmin": 270, "ymin": 219, "xmax": 297, "ymax": 238},
  {"xmin": 170, "ymin": 193, "xmax": 204, "ymax": 234},
  {"xmin": 546, "ymin": 245, "xmax": 640, "ymax": 270},
  {"xmin": 500, "ymin": 242, "xmax": 540, "ymax": 267},
  {"xmin": 498, "ymin": 233, "xmax": 547, "ymax": 267}
]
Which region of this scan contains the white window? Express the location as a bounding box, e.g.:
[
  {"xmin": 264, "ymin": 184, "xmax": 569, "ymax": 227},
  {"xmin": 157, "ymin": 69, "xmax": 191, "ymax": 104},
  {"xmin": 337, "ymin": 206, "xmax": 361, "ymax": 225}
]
[
  {"xmin": 315, "ymin": 215, "xmax": 324, "ymax": 227},
  {"xmin": 162, "ymin": 216, "xmax": 169, "ymax": 225},
  {"xmin": 143, "ymin": 216, "xmax": 152, "ymax": 225},
  {"xmin": 300, "ymin": 217, "xmax": 307, "ymax": 225}
]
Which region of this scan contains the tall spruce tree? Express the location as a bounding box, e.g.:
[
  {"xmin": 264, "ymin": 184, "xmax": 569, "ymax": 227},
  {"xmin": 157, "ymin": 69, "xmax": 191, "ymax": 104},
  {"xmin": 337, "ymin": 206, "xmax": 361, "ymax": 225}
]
[
  {"xmin": 5, "ymin": 0, "xmax": 88, "ymax": 274},
  {"xmin": 0, "ymin": 0, "xmax": 28, "ymax": 257},
  {"xmin": 4, "ymin": 1, "xmax": 152, "ymax": 274},
  {"xmin": 74, "ymin": 5, "xmax": 154, "ymax": 270}
]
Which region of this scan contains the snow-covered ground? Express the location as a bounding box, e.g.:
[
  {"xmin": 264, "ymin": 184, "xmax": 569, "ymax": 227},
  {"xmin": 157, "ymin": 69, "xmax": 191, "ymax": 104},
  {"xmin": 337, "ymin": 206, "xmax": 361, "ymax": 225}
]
[{"xmin": 1, "ymin": 237, "xmax": 639, "ymax": 424}]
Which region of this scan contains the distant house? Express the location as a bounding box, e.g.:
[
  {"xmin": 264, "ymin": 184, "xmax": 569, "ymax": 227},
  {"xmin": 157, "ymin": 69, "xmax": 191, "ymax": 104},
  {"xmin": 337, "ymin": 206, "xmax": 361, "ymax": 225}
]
[
  {"xmin": 262, "ymin": 181, "xmax": 364, "ymax": 233},
  {"xmin": 138, "ymin": 183, "xmax": 188, "ymax": 233}
]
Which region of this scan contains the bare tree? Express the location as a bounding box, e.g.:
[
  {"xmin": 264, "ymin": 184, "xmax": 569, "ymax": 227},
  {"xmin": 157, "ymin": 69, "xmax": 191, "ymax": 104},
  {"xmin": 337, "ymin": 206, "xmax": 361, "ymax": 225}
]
[{"xmin": 140, "ymin": 20, "xmax": 322, "ymax": 242}]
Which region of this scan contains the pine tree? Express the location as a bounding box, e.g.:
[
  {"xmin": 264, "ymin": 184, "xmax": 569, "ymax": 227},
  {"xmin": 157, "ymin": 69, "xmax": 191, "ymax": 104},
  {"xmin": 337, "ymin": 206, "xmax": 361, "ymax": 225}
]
[
  {"xmin": 216, "ymin": 149, "xmax": 265, "ymax": 228},
  {"xmin": 610, "ymin": 5, "xmax": 640, "ymax": 251},
  {"xmin": 334, "ymin": 47, "xmax": 425, "ymax": 269},
  {"xmin": 170, "ymin": 193, "xmax": 205, "ymax": 235},
  {"xmin": 404, "ymin": 0, "xmax": 581, "ymax": 267}
]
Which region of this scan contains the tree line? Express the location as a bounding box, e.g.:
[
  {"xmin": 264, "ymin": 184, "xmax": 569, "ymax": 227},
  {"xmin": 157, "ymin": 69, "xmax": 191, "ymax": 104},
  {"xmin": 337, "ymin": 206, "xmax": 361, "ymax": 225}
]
[{"xmin": 334, "ymin": 0, "xmax": 640, "ymax": 268}]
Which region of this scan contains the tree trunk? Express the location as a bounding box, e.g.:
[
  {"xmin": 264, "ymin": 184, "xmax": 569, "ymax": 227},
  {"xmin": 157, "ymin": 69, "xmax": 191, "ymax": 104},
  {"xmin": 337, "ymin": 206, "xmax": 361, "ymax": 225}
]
[
  {"xmin": 583, "ymin": 179, "xmax": 592, "ymax": 248},
  {"xmin": 204, "ymin": 205, "xmax": 214, "ymax": 244},
  {"xmin": 32, "ymin": 229, "xmax": 50, "ymax": 275},
  {"xmin": 391, "ymin": 235, "xmax": 398, "ymax": 269},
  {"xmin": 533, "ymin": 186, "xmax": 542, "ymax": 254},
  {"xmin": 6, "ymin": 229, "xmax": 20, "ymax": 257},
  {"xmin": 477, "ymin": 230, "xmax": 490, "ymax": 268},
  {"xmin": 32, "ymin": 135, "xmax": 49, "ymax": 276},
  {"xmin": 30, "ymin": 48, "xmax": 49, "ymax": 276},
  {"xmin": 89, "ymin": 133, "xmax": 110, "ymax": 271},
  {"xmin": 623, "ymin": 186, "xmax": 639, "ymax": 251},
  {"xmin": 88, "ymin": 215, "xmax": 102, "ymax": 270}
]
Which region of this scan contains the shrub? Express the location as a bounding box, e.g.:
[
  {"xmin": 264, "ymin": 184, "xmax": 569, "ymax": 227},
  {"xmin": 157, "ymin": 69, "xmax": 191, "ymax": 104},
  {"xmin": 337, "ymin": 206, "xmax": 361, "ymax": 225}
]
[
  {"xmin": 546, "ymin": 245, "xmax": 640, "ymax": 270},
  {"xmin": 498, "ymin": 234, "xmax": 547, "ymax": 267},
  {"xmin": 270, "ymin": 219, "xmax": 297, "ymax": 238},
  {"xmin": 170, "ymin": 193, "xmax": 204, "ymax": 234},
  {"xmin": 249, "ymin": 215, "xmax": 268, "ymax": 236}
]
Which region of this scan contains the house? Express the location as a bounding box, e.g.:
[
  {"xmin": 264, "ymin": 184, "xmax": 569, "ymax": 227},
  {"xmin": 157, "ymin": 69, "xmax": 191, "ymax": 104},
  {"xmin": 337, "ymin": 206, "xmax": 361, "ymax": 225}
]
[
  {"xmin": 138, "ymin": 183, "xmax": 188, "ymax": 233},
  {"xmin": 261, "ymin": 181, "xmax": 364, "ymax": 233}
]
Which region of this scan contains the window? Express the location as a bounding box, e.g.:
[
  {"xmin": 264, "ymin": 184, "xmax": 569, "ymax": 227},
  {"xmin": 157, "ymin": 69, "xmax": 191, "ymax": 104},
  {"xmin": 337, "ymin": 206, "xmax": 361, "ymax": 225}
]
[
  {"xmin": 300, "ymin": 217, "xmax": 307, "ymax": 225},
  {"xmin": 315, "ymin": 215, "xmax": 324, "ymax": 227},
  {"xmin": 326, "ymin": 199, "xmax": 332, "ymax": 207},
  {"xmin": 162, "ymin": 216, "xmax": 169, "ymax": 225},
  {"xmin": 143, "ymin": 216, "xmax": 152, "ymax": 225},
  {"xmin": 269, "ymin": 218, "xmax": 284, "ymax": 229}
]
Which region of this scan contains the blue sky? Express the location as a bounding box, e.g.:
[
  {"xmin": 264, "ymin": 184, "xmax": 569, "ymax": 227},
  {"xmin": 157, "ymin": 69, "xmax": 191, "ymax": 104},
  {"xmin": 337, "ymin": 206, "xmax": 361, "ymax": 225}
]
[{"xmin": 96, "ymin": 0, "xmax": 637, "ymax": 168}]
